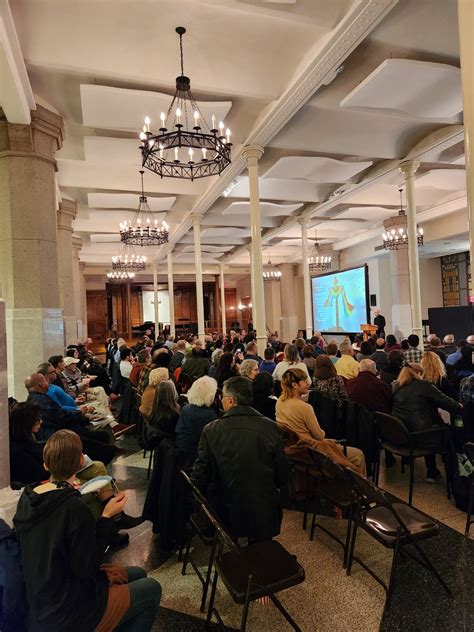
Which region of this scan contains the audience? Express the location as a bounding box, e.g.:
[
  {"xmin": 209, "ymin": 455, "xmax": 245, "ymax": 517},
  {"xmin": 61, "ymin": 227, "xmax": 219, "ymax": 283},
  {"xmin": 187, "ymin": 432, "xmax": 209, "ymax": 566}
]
[
  {"xmin": 326, "ymin": 341, "xmax": 339, "ymax": 365},
  {"xmin": 252, "ymin": 371, "xmax": 277, "ymax": 420},
  {"xmin": 276, "ymin": 368, "xmax": 365, "ymax": 474},
  {"xmin": 380, "ymin": 350, "xmax": 405, "ymax": 385},
  {"xmin": 335, "ymin": 340, "xmax": 360, "ymax": 380},
  {"xmin": 356, "ymin": 341, "xmax": 373, "ymax": 363},
  {"xmin": 14, "ymin": 430, "xmax": 161, "ymax": 631},
  {"xmin": 272, "ymin": 343, "xmax": 311, "ymax": 384},
  {"xmin": 259, "ymin": 347, "xmax": 277, "ymax": 374},
  {"xmin": 420, "ymin": 351, "xmax": 458, "ymax": 399},
  {"xmin": 9, "ymin": 402, "xmax": 47, "ymax": 484},
  {"xmin": 148, "ymin": 381, "xmax": 180, "ymax": 435},
  {"xmin": 404, "ymin": 334, "xmax": 423, "ymax": 363},
  {"xmin": 313, "ymin": 355, "xmax": 347, "ymax": 400},
  {"xmin": 176, "ymin": 376, "xmax": 218, "ymax": 458},
  {"xmin": 181, "ymin": 343, "xmax": 211, "ymax": 381},
  {"xmin": 443, "ymin": 334, "xmax": 456, "ymax": 356},
  {"xmin": 192, "ymin": 376, "xmax": 288, "ymax": 541},
  {"xmin": 215, "ymin": 351, "xmax": 239, "ymax": 388},
  {"xmin": 130, "ymin": 349, "xmax": 151, "ymax": 387},
  {"xmin": 240, "ymin": 358, "xmax": 259, "ymax": 380},
  {"xmin": 208, "ymin": 348, "xmax": 223, "ymax": 379},
  {"xmin": 170, "ymin": 339, "xmax": 186, "ymax": 371},
  {"xmin": 139, "ymin": 368, "xmax": 169, "ymax": 419},
  {"xmin": 391, "ymin": 365, "xmax": 462, "ymax": 482},
  {"xmin": 119, "ymin": 347, "xmax": 134, "ymax": 379},
  {"xmin": 446, "ymin": 339, "xmax": 467, "ymax": 367},
  {"xmin": 371, "ymin": 337, "xmax": 388, "ymax": 371},
  {"xmin": 346, "ymin": 359, "xmax": 392, "ymax": 413},
  {"xmin": 384, "ymin": 334, "xmax": 401, "ymax": 352},
  {"xmin": 427, "ymin": 336, "xmax": 446, "ymax": 364}
]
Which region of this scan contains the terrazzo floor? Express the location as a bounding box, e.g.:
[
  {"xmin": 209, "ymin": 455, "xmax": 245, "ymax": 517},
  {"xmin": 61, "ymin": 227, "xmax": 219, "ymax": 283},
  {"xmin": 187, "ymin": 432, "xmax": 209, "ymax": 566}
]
[{"xmin": 108, "ymin": 439, "xmax": 474, "ymax": 631}]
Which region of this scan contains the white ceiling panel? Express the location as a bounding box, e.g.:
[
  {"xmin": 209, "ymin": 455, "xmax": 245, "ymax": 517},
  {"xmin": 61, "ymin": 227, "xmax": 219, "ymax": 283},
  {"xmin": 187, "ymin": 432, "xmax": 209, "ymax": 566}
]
[
  {"xmin": 81, "ymin": 84, "xmax": 232, "ymax": 132},
  {"xmin": 415, "ymin": 168, "xmax": 467, "ymax": 191},
  {"xmin": 334, "ymin": 206, "xmax": 396, "ymax": 221},
  {"xmin": 89, "ymin": 234, "xmax": 122, "ymax": 243},
  {"xmin": 84, "ymin": 137, "xmax": 143, "ymax": 166},
  {"xmin": 181, "ymin": 245, "xmax": 233, "ymax": 253},
  {"xmin": 87, "ymin": 192, "xmax": 175, "ymax": 212},
  {"xmin": 340, "ymin": 59, "xmax": 462, "ymax": 119},
  {"xmin": 201, "ymin": 227, "xmax": 251, "ymax": 238},
  {"xmin": 223, "ymin": 201, "xmax": 303, "ymax": 215},
  {"xmin": 230, "ymin": 177, "xmax": 320, "ymax": 202},
  {"xmin": 201, "ymin": 213, "xmax": 277, "ymax": 228},
  {"xmin": 263, "ymin": 156, "xmax": 373, "ymax": 182}
]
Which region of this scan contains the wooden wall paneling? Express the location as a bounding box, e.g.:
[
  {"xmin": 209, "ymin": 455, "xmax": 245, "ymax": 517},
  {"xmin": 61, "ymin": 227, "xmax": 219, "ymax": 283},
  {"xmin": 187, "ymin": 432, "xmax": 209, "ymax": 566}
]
[{"xmin": 86, "ymin": 290, "xmax": 108, "ymax": 341}]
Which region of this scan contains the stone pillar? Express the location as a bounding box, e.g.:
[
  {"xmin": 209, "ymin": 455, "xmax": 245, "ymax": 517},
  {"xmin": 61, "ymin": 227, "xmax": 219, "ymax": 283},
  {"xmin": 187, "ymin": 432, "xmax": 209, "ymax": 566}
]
[
  {"xmin": 280, "ymin": 263, "xmax": 298, "ymax": 342},
  {"xmin": 299, "ymin": 218, "xmax": 313, "ymax": 339},
  {"xmin": 153, "ymin": 266, "xmax": 160, "ymax": 337},
  {"xmin": 384, "ymin": 236, "xmax": 412, "ymax": 339},
  {"xmin": 167, "ymin": 250, "xmax": 175, "ymax": 338},
  {"xmin": 79, "ymin": 262, "xmax": 88, "ymax": 339},
  {"xmin": 0, "ymin": 105, "xmax": 65, "ymax": 399},
  {"xmin": 400, "ymin": 161, "xmax": 422, "ymax": 337},
  {"xmin": 247, "ymin": 245, "xmax": 256, "ymax": 310},
  {"xmin": 243, "ymin": 145, "xmax": 266, "ymax": 356},
  {"xmin": 57, "ymin": 198, "xmax": 78, "ymax": 345},
  {"xmin": 71, "ymin": 237, "xmax": 83, "ymax": 340},
  {"xmin": 220, "ymin": 264, "xmax": 227, "ymax": 335},
  {"xmin": 191, "ymin": 214, "xmax": 205, "ymax": 340},
  {"xmin": 458, "ymin": 0, "xmax": 474, "ymax": 265},
  {"xmin": 0, "ymin": 300, "xmax": 9, "ymax": 488}
]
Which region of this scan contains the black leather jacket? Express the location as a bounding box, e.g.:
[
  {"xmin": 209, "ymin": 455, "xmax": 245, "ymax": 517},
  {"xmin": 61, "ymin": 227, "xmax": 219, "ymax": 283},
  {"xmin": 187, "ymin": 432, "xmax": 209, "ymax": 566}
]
[{"xmin": 191, "ymin": 405, "xmax": 289, "ymax": 541}]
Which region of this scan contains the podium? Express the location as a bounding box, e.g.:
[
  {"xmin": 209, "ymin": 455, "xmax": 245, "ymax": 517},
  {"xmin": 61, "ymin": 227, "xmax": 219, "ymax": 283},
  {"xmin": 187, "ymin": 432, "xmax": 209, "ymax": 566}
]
[{"xmin": 360, "ymin": 324, "xmax": 378, "ymax": 340}]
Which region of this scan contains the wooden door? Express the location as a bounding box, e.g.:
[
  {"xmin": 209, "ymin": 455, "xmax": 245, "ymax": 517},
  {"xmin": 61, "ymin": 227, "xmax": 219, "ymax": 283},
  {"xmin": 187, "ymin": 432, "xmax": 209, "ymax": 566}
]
[{"xmin": 86, "ymin": 290, "xmax": 108, "ymax": 341}]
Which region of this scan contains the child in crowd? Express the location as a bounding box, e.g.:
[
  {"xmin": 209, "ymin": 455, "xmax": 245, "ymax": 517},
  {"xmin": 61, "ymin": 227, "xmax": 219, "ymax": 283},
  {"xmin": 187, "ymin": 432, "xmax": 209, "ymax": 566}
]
[{"xmin": 14, "ymin": 430, "xmax": 161, "ymax": 631}]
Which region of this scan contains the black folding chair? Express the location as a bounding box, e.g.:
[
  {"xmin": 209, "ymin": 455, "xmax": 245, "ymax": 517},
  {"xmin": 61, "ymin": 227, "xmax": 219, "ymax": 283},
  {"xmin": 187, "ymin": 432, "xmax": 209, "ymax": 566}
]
[
  {"xmin": 464, "ymin": 443, "xmax": 474, "ymax": 537},
  {"xmin": 182, "ymin": 473, "xmax": 305, "ymax": 632},
  {"xmin": 346, "ymin": 469, "xmax": 451, "ymax": 610},
  {"xmin": 376, "ymin": 412, "xmax": 451, "ymax": 506},
  {"xmin": 307, "ymin": 449, "xmax": 355, "ymax": 568},
  {"xmin": 180, "ymin": 471, "xmax": 217, "ymax": 612}
]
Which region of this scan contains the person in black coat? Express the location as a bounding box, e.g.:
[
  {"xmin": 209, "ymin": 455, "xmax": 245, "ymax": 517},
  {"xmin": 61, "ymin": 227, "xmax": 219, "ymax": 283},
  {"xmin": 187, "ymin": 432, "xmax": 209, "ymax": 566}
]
[
  {"xmin": 392, "ymin": 366, "xmax": 462, "ymax": 481},
  {"xmin": 373, "ymin": 309, "xmax": 386, "ymax": 338},
  {"xmin": 9, "ymin": 402, "xmax": 47, "ymax": 485},
  {"xmin": 380, "ymin": 350, "xmax": 405, "ymax": 385},
  {"xmin": 252, "ymin": 371, "xmax": 277, "ymax": 421},
  {"xmin": 192, "ymin": 376, "xmax": 288, "ymax": 541}
]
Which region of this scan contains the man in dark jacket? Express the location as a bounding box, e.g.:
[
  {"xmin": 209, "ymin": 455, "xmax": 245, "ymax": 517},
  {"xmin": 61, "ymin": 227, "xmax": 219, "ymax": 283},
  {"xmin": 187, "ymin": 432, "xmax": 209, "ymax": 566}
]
[
  {"xmin": 191, "ymin": 376, "xmax": 289, "ymax": 541},
  {"xmin": 181, "ymin": 347, "xmax": 210, "ymax": 382},
  {"xmin": 346, "ymin": 360, "xmax": 392, "ymax": 414}
]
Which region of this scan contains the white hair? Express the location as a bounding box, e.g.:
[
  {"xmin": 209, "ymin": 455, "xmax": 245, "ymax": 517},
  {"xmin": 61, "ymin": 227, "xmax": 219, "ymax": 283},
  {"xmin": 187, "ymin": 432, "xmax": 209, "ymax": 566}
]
[
  {"xmin": 188, "ymin": 376, "xmax": 218, "ymax": 407},
  {"xmin": 359, "ymin": 359, "xmax": 376, "ymax": 374},
  {"xmin": 240, "ymin": 359, "xmax": 258, "ymax": 378},
  {"xmin": 339, "ymin": 340, "xmax": 352, "ymax": 355},
  {"xmin": 211, "ymin": 348, "xmax": 223, "ymax": 366},
  {"xmin": 148, "ymin": 368, "xmax": 169, "ymax": 386}
]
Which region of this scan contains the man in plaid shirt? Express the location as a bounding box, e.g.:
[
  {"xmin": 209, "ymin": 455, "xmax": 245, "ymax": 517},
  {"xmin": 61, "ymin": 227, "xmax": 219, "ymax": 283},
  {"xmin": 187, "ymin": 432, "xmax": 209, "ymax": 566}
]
[{"xmin": 403, "ymin": 334, "xmax": 423, "ymax": 364}]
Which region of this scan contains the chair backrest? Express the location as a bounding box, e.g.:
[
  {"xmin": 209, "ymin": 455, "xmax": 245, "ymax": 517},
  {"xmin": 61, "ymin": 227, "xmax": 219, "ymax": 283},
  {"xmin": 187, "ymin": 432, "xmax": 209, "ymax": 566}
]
[
  {"xmin": 132, "ymin": 386, "xmax": 142, "ymax": 406},
  {"xmin": 376, "ymin": 412, "xmax": 410, "ymax": 446},
  {"xmin": 308, "ymin": 390, "xmax": 345, "ymax": 439},
  {"xmin": 180, "ymin": 470, "xmax": 238, "ymax": 552},
  {"xmin": 308, "ymin": 448, "xmax": 348, "ymax": 483}
]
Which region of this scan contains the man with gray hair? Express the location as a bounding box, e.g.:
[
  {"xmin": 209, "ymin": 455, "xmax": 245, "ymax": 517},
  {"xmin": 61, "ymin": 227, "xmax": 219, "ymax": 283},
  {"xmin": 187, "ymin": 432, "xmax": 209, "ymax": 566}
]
[
  {"xmin": 346, "ymin": 358, "xmax": 392, "ymax": 414},
  {"xmin": 192, "ymin": 376, "xmax": 288, "ymax": 541}
]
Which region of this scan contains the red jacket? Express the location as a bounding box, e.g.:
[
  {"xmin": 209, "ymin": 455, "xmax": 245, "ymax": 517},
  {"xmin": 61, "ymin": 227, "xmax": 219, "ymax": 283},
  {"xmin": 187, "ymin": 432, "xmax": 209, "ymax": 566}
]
[{"xmin": 346, "ymin": 371, "xmax": 392, "ymax": 414}]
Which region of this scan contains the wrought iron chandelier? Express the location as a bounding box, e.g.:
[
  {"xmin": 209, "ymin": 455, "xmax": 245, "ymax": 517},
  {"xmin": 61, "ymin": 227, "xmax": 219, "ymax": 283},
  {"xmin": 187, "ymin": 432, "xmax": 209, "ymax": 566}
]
[
  {"xmin": 382, "ymin": 188, "xmax": 423, "ymax": 250},
  {"xmin": 309, "ymin": 232, "xmax": 332, "ymax": 272},
  {"xmin": 138, "ymin": 27, "xmax": 232, "ymax": 181},
  {"xmin": 119, "ymin": 171, "xmax": 169, "ymax": 246},
  {"xmin": 263, "ymin": 253, "xmax": 281, "ymax": 281},
  {"xmin": 107, "ymin": 271, "xmax": 135, "ymax": 281},
  {"xmin": 112, "ymin": 244, "xmax": 146, "ymax": 271}
]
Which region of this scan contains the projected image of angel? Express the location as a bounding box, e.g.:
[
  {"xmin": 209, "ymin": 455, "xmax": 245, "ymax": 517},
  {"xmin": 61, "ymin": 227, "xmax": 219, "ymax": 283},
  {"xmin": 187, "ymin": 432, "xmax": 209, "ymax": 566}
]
[{"xmin": 323, "ymin": 275, "xmax": 355, "ymax": 331}]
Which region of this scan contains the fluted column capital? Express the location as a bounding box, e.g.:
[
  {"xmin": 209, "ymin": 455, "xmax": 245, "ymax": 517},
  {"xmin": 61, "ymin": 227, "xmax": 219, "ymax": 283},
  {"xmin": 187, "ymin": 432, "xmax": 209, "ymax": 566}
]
[
  {"xmin": 297, "ymin": 216, "xmax": 309, "ymax": 227},
  {"xmin": 57, "ymin": 198, "xmax": 77, "ymax": 231},
  {"xmin": 190, "ymin": 213, "xmax": 202, "ymax": 227},
  {"xmin": 399, "ymin": 160, "xmax": 420, "ymax": 177},
  {"xmin": 242, "ymin": 144, "xmax": 264, "ymax": 165}
]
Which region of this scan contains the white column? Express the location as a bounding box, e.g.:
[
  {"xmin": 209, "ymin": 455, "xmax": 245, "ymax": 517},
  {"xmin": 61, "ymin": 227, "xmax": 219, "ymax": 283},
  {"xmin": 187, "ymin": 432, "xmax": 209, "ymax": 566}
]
[
  {"xmin": 72, "ymin": 236, "xmax": 83, "ymax": 340},
  {"xmin": 0, "ymin": 299, "xmax": 9, "ymax": 488},
  {"xmin": 400, "ymin": 160, "xmax": 422, "ymax": 338},
  {"xmin": 57, "ymin": 198, "xmax": 78, "ymax": 345},
  {"xmin": 191, "ymin": 214, "xmax": 205, "ymax": 340},
  {"xmin": 243, "ymin": 145, "xmax": 266, "ymax": 356},
  {"xmin": 458, "ymin": 0, "xmax": 474, "ymax": 265},
  {"xmin": 247, "ymin": 245, "xmax": 255, "ymax": 309},
  {"xmin": 299, "ymin": 217, "xmax": 313, "ymax": 339},
  {"xmin": 167, "ymin": 250, "xmax": 175, "ymax": 338},
  {"xmin": 220, "ymin": 264, "xmax": 227, "ymax": 335},
  {"xmin": 153, "ymin": 265, "xmax": 160, "ymax": 338},
  {"xmin": 79, "ymin": 262, "xmax": 87, "ymax": 339}
]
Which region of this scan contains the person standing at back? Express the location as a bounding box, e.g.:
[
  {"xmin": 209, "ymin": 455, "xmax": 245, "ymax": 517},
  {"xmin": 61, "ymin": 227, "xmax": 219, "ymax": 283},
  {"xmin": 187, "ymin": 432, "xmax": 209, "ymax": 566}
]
[{"xmin": 191, "ymin": 377, "xmax": 288, "ymax": 541}]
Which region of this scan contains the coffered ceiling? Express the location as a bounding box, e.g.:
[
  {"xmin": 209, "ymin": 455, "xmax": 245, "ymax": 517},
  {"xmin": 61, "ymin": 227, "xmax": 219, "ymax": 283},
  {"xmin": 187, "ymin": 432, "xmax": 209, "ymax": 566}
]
[{"xmin": 1, "ymin": 0, "xmax": 468, "ymax": 277}]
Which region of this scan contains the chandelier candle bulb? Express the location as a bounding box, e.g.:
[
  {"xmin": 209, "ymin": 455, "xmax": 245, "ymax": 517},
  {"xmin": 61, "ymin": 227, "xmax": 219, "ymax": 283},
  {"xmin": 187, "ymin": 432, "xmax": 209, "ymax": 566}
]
[
  {"xmin": 160, "ymin": 112, "xmax": 166, "ymax": 124},
  {"xmin": 226, "ymin": 128, "xmax": 231, "ymax": 143},
  {"xmin": 142, "ymin": 124, "xmax": 147, "ymax": 134},
  {"xmin": 202, "ymin": 147, "xmax": 207, "ymax": 160},
  {"xmin": 193, "ymin": 110, "xmax": 199, "ymax": 125},
  {"xmin": 219, "ymin": 121, "xmax": 224, "ymax": 136},
  {"xmin": 139, "ymin": 131, "xmax": 146, "ymax": 140},
  {"xmin": 188, "ymin": 148, "xmax": 193, "ymax": 161},
  {"xmin": 159, "ymin": 143, "xmax": 163, "ymax": 159},
  {"xmin": 174, "ymin": 147, "xmax": 179, "ymax": 161},
  {"xmin": 211, "ymin": 114, "xmax": 216, "ymax": 130},
  {"xmin": 144, "ymin": 116, "xmax": 150, "ymax": 131},
  {"xmin": 176, "ymin": 107, "xmax": 181, "ymax": 125}
]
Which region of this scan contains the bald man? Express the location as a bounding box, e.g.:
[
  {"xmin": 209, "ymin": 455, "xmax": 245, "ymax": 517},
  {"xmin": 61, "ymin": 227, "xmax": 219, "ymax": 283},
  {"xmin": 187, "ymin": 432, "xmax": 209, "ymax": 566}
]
[
  {"xmin": 25, "ymin": 373, "xmax": 116, "ymax": 464},
  {"xmin": 346, "ymin": 359, "xmax": 392, "ymax": 414}
]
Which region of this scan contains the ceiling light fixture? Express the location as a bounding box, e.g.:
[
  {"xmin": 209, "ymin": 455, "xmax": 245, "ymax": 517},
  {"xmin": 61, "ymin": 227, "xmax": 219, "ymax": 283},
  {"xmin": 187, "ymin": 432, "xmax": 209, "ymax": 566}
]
[
  {"xmin": 382, "ymin": 188, "xmax": 423, "ymax": 250},
  {"xmin": 107, "ymin": 271, "xmax": 135, "ymax": 281},
  {"xmin": 139, "ymin": 27, "xmax": 232, "ymax": 181},
  {"xmin": 263, "ymin": 250, "xmax": 282, "ymax": 281},
  {"xmin": 119, "ymin": 171, "xmax": 169, "ymax": 246},
  {"xmin": 112, "ymin": 244, "xmax": 146, "ymax": 271},
  {"xmin": 309, "ymin": 231, "xmax": 331, "ymax": 272}
]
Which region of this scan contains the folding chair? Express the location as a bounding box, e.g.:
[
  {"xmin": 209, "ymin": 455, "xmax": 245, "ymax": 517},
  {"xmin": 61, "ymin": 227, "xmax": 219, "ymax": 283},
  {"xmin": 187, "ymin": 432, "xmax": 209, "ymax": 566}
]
[
  {"xmin": 346, "ymin": 469, "xmax": 451, "ymax": 610},
  {"xmin": 464, "ymin": 442, "xmax": 474, "ymax": 537}
]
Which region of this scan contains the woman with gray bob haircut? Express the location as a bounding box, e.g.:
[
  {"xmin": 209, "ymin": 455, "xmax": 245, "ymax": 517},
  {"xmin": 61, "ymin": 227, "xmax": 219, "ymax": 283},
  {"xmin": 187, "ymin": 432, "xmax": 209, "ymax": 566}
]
[
  {"xmin": 176, "ymin": 376, "xmax": 218, "ymax": 457},
  {"xmin": 209, "ymin": 348, "xmax": 224, "ymax": 379},
  {"xmin": 239, "ymin": 359, "xmax": 259, "ymax": 381}
]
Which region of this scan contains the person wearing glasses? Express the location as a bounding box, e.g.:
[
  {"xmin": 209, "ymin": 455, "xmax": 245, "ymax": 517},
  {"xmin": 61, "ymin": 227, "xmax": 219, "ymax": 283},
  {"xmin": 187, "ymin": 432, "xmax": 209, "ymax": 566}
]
[
  {"xmin": 276, "ymin": 368, "xmax": 365, "ymax": 474},
  {"xmin": 192, "ymin": 376, "xmax": 288, "ymax": 541}
]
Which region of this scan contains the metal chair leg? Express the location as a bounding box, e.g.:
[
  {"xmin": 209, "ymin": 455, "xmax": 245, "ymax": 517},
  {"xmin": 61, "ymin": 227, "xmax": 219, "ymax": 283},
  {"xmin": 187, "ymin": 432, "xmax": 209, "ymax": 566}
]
[
  {"xmin": 200, "ymin": 540, "xmax": 217, "ymax": 613},
  {"xmin": 346, "ymin": 523, "xmax": 358, "ymax": 576},
  {"xmin": 408, "ymin": 459, "xmax": 415, "ymax": 506},
  {"xmin": 465, "ymin": 482, "xmax": 474, "ymax": 537},
  {"xmin": 206, "ymin": 569, "xmax": 219, "ymax": 625},
  {"xmin": 385, "ymin": 536, "xmax": 400, "ymax": 610},
  {"xmin": 343, "ymin": 511, "xmax": 353, "ymax": 569},
  {"xmin": 147, "ymin": 448, "xmax": 153, "ymax": 480},
  {"xmin": 181, "ymin": 538, "xmax": 192, "ymax": 575},
  {"xmin": 240, "ymin": 575, "xmax": 253, "ymax": 632}
]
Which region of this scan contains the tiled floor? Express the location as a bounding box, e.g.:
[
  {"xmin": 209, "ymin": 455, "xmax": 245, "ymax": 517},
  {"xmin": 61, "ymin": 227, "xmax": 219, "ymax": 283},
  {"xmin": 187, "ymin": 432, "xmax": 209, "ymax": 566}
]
[{"xmin": 109, "ymin": 439, "xmax": 474, "ymax": 631}]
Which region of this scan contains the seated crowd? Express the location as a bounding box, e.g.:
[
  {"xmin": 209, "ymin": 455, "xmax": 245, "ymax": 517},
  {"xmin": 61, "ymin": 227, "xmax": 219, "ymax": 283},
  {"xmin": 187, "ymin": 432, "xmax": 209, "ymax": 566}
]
[{"xmin": 6, "ymin": 327, "xmax": 474, "ymax": 630}]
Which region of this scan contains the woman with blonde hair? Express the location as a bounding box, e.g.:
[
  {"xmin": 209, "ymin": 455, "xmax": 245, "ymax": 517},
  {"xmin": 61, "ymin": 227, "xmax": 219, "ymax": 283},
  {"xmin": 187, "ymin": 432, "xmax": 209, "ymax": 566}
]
[
  {"xmin": 272, "ymin": 344, "xmax": 311, "ymax": 385},
  {"xmin": 392, "ymin": 362, "xmax": 462, "ymax": 482},
  {"xmin": 420, "ymin": 351, "xmax": 458, "ymax": 399},
  {"xmin": 275, "ymin": 368, "xmax": 365, "ymax": 474},
  {"xmin": 139, "ymin": 368, "xmax": 169, "ymax": 419}
]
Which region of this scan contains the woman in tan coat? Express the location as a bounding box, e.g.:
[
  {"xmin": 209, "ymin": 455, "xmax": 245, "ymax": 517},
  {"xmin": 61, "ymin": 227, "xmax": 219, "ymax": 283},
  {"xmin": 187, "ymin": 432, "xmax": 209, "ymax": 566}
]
[{"xmin": 139, "ymin": 368, "xmax": 169, "ymax": 419}]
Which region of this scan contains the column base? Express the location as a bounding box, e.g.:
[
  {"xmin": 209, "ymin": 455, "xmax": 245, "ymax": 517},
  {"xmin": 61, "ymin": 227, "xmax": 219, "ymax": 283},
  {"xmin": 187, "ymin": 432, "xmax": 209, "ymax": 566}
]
[
  {"xmin": 391, "ymin": 304, "xmax": 412, "ymax": 340},
  {"xmin": 6, "ymin": 307, "xmax": 64, "ymax": 399}
]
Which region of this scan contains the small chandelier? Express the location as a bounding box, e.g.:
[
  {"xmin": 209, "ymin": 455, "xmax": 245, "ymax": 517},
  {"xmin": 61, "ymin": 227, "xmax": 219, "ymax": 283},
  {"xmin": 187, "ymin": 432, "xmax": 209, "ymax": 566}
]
[
  {"xmin": 139, "ymin": 27, "xmax": 232, "ymax": 181},
  {"xmin": 382, "ymin": 188, "xmax": 423, "ymax": 250},
  {"xmin": 112, "ymin": 244, "xmax": 146, "ymax": 271},
  {"xmin": 309, "ymin": 232, "xmax": 331, "ymax": 272},
  {"xmin": 119, "ymin": 171, "xmax": 169, "ymax": 246},
  {"xmin": 107, "ymin": 271, "xmax": 135, "ymax": 281},
  {"xmin": 263, "ymin": 253, "xmax": 281, "ymax": 281}
]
